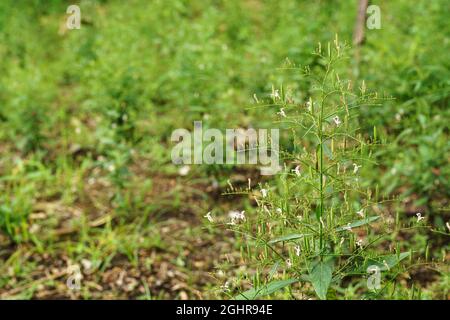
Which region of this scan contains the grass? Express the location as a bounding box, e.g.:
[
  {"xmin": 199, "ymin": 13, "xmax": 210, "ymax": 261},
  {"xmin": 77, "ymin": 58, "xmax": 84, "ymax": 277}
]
[{"xmin": 0, "ymin": 0, "xmax": 448, "ymax": 299}]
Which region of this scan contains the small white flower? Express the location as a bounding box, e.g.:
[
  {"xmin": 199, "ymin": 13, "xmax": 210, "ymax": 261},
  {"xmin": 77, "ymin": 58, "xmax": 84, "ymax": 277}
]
[
  {"xmin": 228, "ymin": 210, "xmax": 245, "ymax": 225},
  {"xmin": 221, "ymin": 281, "xmax": 230, "ymax": 292},
  {"xmin": 292, "ymin": 165, "xmax": 301, "ymax": 176},
  {"xmin": 319, "ymin": 217, "xmax": 325, "ymax": 228},
  {"xmin": 228, "ymin": 210, "xmax": 240, "ymax": 219},
  {"xmin": 271, "ymin": 89, "xmax": 280, "ymax": 100},
  {"xmin": 356, "ymin": 209, "xmax": 365, "ymax": 218},
  {"xmin": 261, "ymin": 188, "xmax": 268, "ymax": 198},
  {"xmin": 286, "ymin": 259, "xmax": 292, "ymax": 268},
  {"xmin": 204, "ymin": 211, "xmax": 214, "ymax": 223},
  {"xmin": 277, "ymin": 108, "xmax": 286, "ymax": 117},
  {"xmin": 294, "ymin": 245, "xmax": 301, "ymax": 257},
  {"xmin": 416, "ymin": 212, "xmax": 425, "ymax": 222},
  {"xmin": 356, "ymin": 239, "xmax": 363, "ymax": 248},
  {"xmin": 107, "ymin": 164, "xmax": 116, "ymax": 172},
  {"xmin": 353, "ymin": 163, "xmax": 361, "ymax": 174},
  {"xmin": 333, "ymin": 115, "xmax": 341, "ymax": 126},
  {"xmin": 178, "ymin": 165, "xmax": 190, "ymax": 176},
  {"xmin": 306, "ymin": 98, "xmax": 313, "ymax": 112},
  {"xmin": 276, "ymin": 208, "xmax": 282, "ymax": 214}
]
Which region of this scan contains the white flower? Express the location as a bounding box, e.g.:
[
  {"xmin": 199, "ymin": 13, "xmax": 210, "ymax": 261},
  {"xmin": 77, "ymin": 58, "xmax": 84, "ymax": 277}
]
[
  {"xmin": 107, "ymin": 164, "xmax": 116, "ymax": 172},
  {"xmin": 228, "ymin": 210, "xmax": 240, "ymax": 219},
  {"xmin": 286, "ymin": 259, "xmax": 292, "ymax": 268},
  {"xmin": 228, "ymin": 210, "xmax": 245, "ymax": 225},
  {"xmin": 294, "ymin": 245, "xmax": 301, "ymax": 257},
  {"xmin": 178, "ymin": 165, "xmax": 190, "ymax": 176},
  {"xmin": 271, "ymin": 89, "xmax": 280, "ymax": 100},
  {"xmin": 395, "ymin": 109, "xmax": 404, "ymax": 122},
  {"xmin": 261, "ymin": 188, "xmax": 268, "ymax": 198},
  {"xmin": 204, "ymin": 211, "xmax": 214, "ymax": 223},
  {"xmin": 276, "ymin": 208, "xmax": 282, "ymax": 214},
  {"xmin": 221, "ymin": 281, "xmax": 230, "ymax": 292},
  {"xmin": 306, "ymin": 100, "xmax": 312, "ymax": 112},
  {"xmin": 344, "ymin": 223, "xmax": 352, "ymax": 232},
  {"xmin": 320, "ymin": 217, "xmax": 325, "ymax": 228},
  {"xmin": 292, "ymin": 165, "xmax": 301, "ymax": 176},
  {"xmin": 277, "ymin": 108, "xmax": 286, "ymax": 118},
  {"xmin": 333, "ymin": 115, "xmax": 341, "ymax": 126},
  {"xmin": 416, "ymin": 212, "xmax": 425, "ymax": 222},
  {"xmin": 353, "ymin": 163, "xmax": 361, "ymax": 174},
  {"xmin": 356, "ymin": 239, "xmax": 363, "ymax": 248},
  {"xmin": 356, "ymin": 209, "xmax": 364, "ymax": 218}
]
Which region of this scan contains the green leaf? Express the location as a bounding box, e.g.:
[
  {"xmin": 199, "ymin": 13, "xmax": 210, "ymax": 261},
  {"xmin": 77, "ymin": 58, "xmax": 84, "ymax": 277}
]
[
  {"xmin": 322, "ymin": 142, "xmax": 333, "ymax": 159},
  {"xmin": 309, "ymin": 259, "xmax": 334, "ymax": 300},
  {"xmin": 348, "ymin": 252, "xmax": 411, "ymax": 275},
  {"xmin": 268, "ymin": 233, "xmax": 308, "ymax": 244},
  {"xmin": 365, "ymin": 252, "xmax": 411, "ymax": 271},
  {"xmin": 335, "ymin": 216, "xmax": 380, "ymax": 232},
  {"xmin": 268, "ymin": 261, "xmax": 280, "ymax": 279},
  {"xmin": 233, "ymin": 279, "xmax": 298, "ymax": 300}
]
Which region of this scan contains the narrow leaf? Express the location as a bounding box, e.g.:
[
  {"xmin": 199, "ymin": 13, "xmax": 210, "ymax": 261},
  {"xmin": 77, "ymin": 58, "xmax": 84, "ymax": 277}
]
[
  {"xmin": 233, "ymin": 279, "xmax": 298, "ymax": 300},
  {"xmin": 364, "ymin": 252, "xmax": 411, "ymax": 271},
  {"xmin": 335, "ymin": 216, "xmax": 380, "ymax": 232},
  {"xmin": 268, "ymin": 233, "xmax": 307, "ymax": 244}
]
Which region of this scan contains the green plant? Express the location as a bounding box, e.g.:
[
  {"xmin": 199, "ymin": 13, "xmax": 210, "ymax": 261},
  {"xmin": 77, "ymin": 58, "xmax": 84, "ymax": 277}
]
[{"xmin": 226, "ymin": 41, "xmax": 411, "ymax": 300}]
